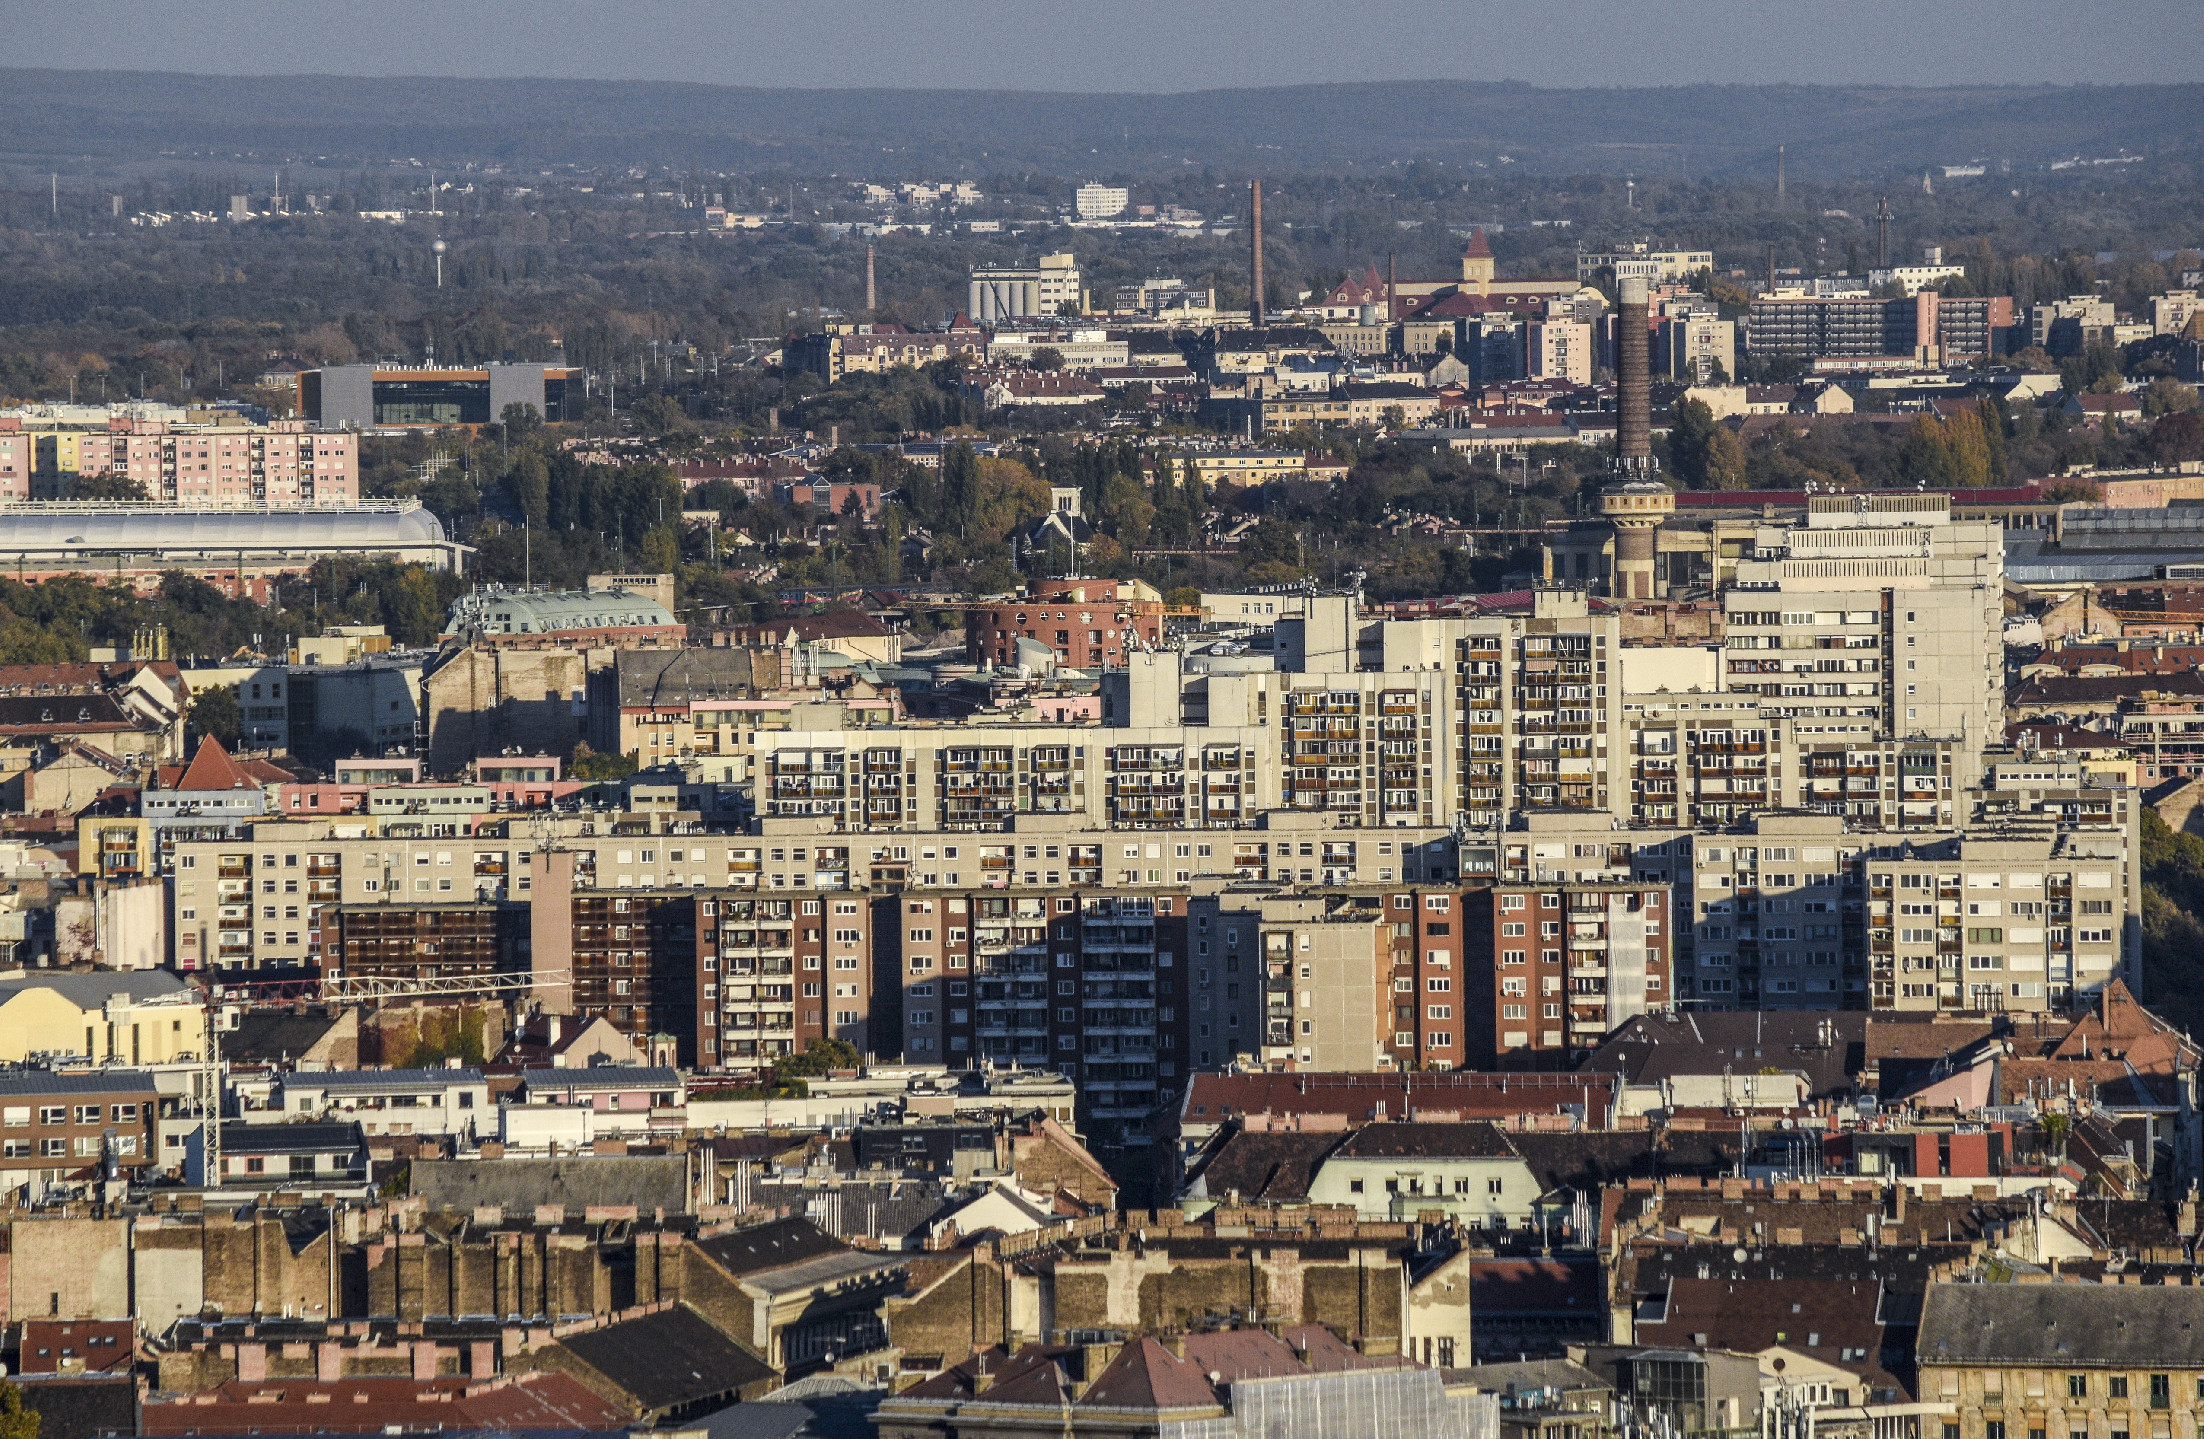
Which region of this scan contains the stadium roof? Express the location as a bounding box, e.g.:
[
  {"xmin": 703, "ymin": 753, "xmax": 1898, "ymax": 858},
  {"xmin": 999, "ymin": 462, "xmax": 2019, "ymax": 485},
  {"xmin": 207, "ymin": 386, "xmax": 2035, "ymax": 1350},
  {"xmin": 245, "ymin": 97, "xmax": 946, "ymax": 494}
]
[{"xmin": 0, "ymin": 502, "xmax": 451, "ymax": 552}]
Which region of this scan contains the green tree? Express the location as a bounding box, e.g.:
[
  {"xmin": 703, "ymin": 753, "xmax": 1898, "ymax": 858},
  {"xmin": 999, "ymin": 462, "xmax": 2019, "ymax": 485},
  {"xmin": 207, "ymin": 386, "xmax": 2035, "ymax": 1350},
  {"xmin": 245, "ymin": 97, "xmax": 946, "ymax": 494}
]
[
  {"xmin": 1666, "ymin": 397, "xmax": 1719, "ymax": 488},
  {"xmin": 381, "ymin": 568, "xmax": 447, "ymax": 647},
  {"xmin": 1943, "ymin": 406, "xmax": 1995, "ymax": 488},
  {"xmin": 780, "ymin": 1036, "xmax": 861, "ymax": 1077},
  {"xmin": 940, "ymin": 443, "xmax": 981, "ymax": 539},
  {"xmin": 1704, "ymin": 424, "xmax": 1748, "ymax": 489},
  {"xmin": 1975, "ymin": 397, "xmax": 2010, "ymax": 482},
  {"xmin": 640, "ymin": 525, "xmax": 680, "ymax": 573},
  {"xmin": 188, "ymin": 687, "xmax": 241, "ymax": 749},
  {"xmin": 632, "ymin": 393, "xmax": 690, "ymax": 435},
  {"xmin": 500, "ymin": 401, "xmax": 543, "ymax": 440},
  {"xmin": 2152, "ymin": 411, "xmax": 2204, "ymax": 468},
  {"xmin": 504, "ymin": 452, "xmax": 550, "ymax": 529},
  {"xmin": 568, "ymin": 742, "xmax": 637, "ymax": 780},
  {"xmin": 64, "ymin": 471, "xmax": 149, "ymax": 501},
  {"xmin": 1027, "ymin": 347, "xmax": 1065, "ymax": 372},
  {"xmin": 0, "ymin": 1377, "xmax": 44, "ymax": 1439},
  {"xmin": 1897, "ymin": 414, "xmax": 1957, "ymax": 487}
]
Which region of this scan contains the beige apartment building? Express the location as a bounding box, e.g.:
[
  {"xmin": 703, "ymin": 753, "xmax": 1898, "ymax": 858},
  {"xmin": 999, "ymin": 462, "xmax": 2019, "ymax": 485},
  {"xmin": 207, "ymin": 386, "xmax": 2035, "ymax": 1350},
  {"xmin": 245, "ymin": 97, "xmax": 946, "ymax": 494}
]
[
  {"xmin": 19, "ymin": 415, "xmax": 357, "ymax": 505},
  {"xmin": 1377, "ymin": 587, "xmax": 1628, "ymax": 830},
  {"xmin": 1721, "ymin": 494, "xmax": 2003, "ymax": 789}
]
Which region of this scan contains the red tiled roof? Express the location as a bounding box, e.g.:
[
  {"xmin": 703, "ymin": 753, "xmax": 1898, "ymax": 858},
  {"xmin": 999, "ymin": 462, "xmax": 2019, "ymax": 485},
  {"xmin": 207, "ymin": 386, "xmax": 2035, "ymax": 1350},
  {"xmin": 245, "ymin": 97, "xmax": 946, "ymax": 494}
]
[
  {"xmin": 1463, "ymin": 227, "xmax": 1494, "ymax": 259},
  {"xmin": 140, "ymin": 1373, "xmax": 629, "ymax": 1436},
  {"xmin": 1077, "ymin": 1337, "xmax": 1224, "ymax": 1413},
  {"xmin": 173, "ymin": 735, "xmax": 255, "ymax": 792}
]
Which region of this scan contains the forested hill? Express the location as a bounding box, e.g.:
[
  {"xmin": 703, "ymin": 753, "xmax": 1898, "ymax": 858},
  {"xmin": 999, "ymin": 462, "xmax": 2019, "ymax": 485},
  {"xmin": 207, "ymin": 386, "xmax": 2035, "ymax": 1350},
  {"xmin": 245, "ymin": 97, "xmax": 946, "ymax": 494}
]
[{"xmin": 0, "ymin": 70, "xmax": 2198, "ymax": 180}]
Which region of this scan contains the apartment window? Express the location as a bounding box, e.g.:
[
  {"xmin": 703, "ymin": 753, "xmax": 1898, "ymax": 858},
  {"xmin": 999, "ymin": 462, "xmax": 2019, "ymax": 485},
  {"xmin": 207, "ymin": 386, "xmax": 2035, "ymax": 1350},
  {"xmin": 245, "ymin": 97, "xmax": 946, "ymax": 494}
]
[
  {"xmin": 1487, "ymin": 1177, "xmax": 1503, "ymax": 1196},
  {"xmin": 2110, "ymin": 1378, "xmax": 2129, "ymax": 1400},
  {"xmin": 2150, "ymin": 1375, "xmax": 2170, "ymax": 1409}
]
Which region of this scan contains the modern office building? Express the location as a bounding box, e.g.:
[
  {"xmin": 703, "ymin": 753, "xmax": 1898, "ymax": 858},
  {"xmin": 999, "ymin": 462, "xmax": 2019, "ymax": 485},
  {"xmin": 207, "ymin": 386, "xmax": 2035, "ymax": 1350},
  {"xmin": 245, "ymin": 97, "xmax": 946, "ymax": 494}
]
[{"xmin": 301, "ymin": 364, "xmax": 583, "ymax": 429}]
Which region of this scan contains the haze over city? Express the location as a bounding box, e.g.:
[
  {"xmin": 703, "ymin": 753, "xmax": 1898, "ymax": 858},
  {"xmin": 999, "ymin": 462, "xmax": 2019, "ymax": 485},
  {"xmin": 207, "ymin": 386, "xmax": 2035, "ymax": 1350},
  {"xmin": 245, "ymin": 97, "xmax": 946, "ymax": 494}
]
[{"xmin": 0, "ymin": 9, "xmax": 2194, "ymax": 1439}]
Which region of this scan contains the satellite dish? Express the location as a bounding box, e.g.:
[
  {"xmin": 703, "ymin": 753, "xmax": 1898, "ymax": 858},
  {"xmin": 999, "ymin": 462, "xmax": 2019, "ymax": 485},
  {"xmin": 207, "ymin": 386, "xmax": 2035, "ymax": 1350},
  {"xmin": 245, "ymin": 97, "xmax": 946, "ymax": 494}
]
[{"xmin": 1733, "ymin": 1247, "xmax": 1748, "ymax": 1263}]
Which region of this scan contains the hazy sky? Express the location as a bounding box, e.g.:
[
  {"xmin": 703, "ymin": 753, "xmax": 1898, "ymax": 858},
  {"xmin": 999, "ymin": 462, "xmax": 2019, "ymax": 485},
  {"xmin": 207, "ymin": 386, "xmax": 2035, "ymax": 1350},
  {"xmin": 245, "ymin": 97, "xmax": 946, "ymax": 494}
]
[{"xmin": 11, "ymin": 0, "xmax": 2202, "ymax": 89}]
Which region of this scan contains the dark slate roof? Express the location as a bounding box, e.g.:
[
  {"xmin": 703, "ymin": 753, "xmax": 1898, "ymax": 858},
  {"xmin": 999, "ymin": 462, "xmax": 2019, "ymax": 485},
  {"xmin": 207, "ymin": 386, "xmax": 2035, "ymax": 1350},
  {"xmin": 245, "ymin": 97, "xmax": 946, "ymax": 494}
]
[
  {"xmin": 221, "ymin": 1121, "xmax": 362, "ymax": 1154},
  {"xmin": 1330, "ymin": 1121, "xmax": 1518, "ymax": 1160},
  {"xmin": 851, "ymin": 1123, "xmax": 995, "ymax": 1170},
  {"xmin": 556, "ymin": 1305, "xmax": 775, "ymax": 1415},
  {"xmin": 694, "ymin": 1217, "xmax": 848, "ymax": 1279},
  {"xmin": 222, "ymin": 1009, "xmax": 347, "ymax": 1064},
  {"xmin": 520, "ymin": 1065, "xmax": 680, "ymax": 1090},
  {"xmin": 410, "ymin": 1156, "xmax": 691, "ymax": 1214},
  {"xmin": 1919, "ymin": 1282, "xmax": 2204, "ymax": 1367},
  {"xmin": 688, "ymin": 1373, "xmax": 884, "ymax": 1439},
  {"xmin": 1509, "ymin": 1131, "xmax": 1736, "ymax": 1194},
  {"xmin": 611, "ymin": 648, "xmax": 764, "ymax": 709},
  {"xmin": 2009, "ymin": 673, "xmax": 2204, "ymax": 707},
  {"xmin": 748, "ymin": 1179, "xmax": 955, "ymax": 1244},
  {"xmin": 0, "ymin": 1070, "xmax": 158, "ymax": 1098},
  {"xmin": 15, "ymin": 1377, "xmax": 137, "ymax": 1439},
  {"xmin": 1184, "ymin": 1129, "xmax": 1344, "ymax": 1202},
  {"xmin": 0, "ymin": 970, "xmax": 190, "ymax": 1008},
  {"xmin": 1457, "ymin": 1358, "xmax": 1609, "ymax": 1396},
  {"xmin": 1470, "ymin": 1258, "xmax": 1601, "ymax": 1317},
  {"xmin": 1578, "ymin": 1011, "xmax": 1867, "ymax": 1100}
]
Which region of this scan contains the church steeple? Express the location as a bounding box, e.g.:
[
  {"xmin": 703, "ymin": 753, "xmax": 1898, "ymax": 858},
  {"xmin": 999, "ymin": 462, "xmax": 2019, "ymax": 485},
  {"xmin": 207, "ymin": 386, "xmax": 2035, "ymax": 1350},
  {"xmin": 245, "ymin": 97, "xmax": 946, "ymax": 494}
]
[{"xmin": 1460, "ymin": 227, "xmax": 1495, "ymax": 291}]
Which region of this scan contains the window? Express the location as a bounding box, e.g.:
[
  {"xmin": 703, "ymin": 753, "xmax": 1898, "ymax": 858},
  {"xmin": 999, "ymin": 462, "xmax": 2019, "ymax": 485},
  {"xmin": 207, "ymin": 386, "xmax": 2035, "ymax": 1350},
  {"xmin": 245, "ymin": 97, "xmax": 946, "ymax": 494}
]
[
  {"xmin": 1487, "ymin": 1177, "xmax": 1503, "ymax": 1195},
  {"xmin": 2111, "ymin": 1377, "xmax": 2129, "ymax": 1400},
  {"xmin": 1349, "ymin": 1179, "xmax": 1364, "ymax": 1193},
  {"xmin": 2151, "ymin": 1375, "xmax": 2170, "ymax": 1409},
  {"xmin": 1986, "ymin": 1425, "xmax": 2005, "ymax": 1439}
]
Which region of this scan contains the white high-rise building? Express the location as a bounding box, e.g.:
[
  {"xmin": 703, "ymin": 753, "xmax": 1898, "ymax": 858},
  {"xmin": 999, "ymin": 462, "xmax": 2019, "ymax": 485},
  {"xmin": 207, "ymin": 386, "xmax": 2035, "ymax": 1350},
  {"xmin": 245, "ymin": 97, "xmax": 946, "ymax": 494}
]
[
  {"xmin": 1074, "ymin": 183, "xmax": 1128, "ymax": 219},
  {"xmin": 1722, "ymin": 493, "xmax": 2003, "ymax": 792}
]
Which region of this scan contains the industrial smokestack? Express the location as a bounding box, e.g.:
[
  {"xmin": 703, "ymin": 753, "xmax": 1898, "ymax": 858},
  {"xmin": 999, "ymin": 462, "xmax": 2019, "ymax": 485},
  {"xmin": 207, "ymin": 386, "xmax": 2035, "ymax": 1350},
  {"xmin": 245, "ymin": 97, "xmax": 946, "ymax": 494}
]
[
  {"xmin": 865, "ymin": 244, "xmax": 876, "ymax": 314},
  {"xmin": 1598, "ymin": 273, "xmax": 1670, "ymax": 602},
  {"xmin": 1386, "ymin": 251, "xmax": 1397, "ymax": 343},
  {"xmin": 1617, "ymin": 276, "xmax": 1652, "ymax": 469},
  {"xmin": 1776, "ymin": 144, "xmax": 1786, "ymax": 203},
  {"xmin": 1249, "ymin": 180, "xmax": 1265, "ymax": 331},
  {"xmin": 1876, "ymin": 196, "xmax": 1892, "ymax": 269}
]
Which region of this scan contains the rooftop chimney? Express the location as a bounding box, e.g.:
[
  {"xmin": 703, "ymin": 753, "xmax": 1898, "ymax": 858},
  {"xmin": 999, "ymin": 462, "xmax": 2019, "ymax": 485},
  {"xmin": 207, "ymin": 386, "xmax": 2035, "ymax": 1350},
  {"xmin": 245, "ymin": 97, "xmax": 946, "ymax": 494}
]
[{"xmin": 1249, "ymin": 180, "xmax": 1265, "ymax": 332}]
